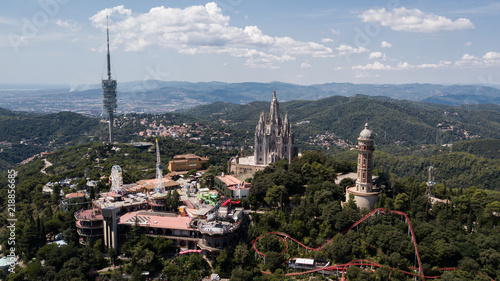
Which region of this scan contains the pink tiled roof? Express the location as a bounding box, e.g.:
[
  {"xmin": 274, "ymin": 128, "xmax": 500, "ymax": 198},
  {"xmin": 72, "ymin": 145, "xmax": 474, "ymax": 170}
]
[
  {"xmin": 118, "ymin": 211, "xmax": 192, "ymax": 231},
  {"xmin": 75, "ymin": 208, "xmax": 103, "ymax": 221},
  {"xmin": 216, "ymin": 175, "xmax": 251, "ymax": 190},
  {"xmin": 65, "ymin": 192, "xmax": 86, "ymax": 199}
]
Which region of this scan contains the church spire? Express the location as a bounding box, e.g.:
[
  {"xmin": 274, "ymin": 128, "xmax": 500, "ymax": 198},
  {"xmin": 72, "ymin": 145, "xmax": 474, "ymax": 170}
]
[{"xmin": 269, "ymin": 90, "xmax": 279, "ymax": 125}]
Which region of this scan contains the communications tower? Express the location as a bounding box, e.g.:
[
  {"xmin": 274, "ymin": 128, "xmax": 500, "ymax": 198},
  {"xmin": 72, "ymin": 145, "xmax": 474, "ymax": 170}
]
[
  {"xmin": 101, "ymin": 17, "xmax": 117, "ymax": 144},
  {"xmin": 155, "ymin": 139, "xmax": 164, "ymax": 193}
]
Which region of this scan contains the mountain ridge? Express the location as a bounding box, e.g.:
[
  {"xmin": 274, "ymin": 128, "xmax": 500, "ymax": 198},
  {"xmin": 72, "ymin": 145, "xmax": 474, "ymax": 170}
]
[{"xmin": 1, "ymin": 81, "xmax": 500, "ymax": 114}]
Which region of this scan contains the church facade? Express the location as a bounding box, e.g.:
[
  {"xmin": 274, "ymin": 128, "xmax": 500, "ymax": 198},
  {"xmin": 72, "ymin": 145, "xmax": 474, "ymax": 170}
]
[
  {"xmin": 228, "ymin": 90, "xmax": 296, "ymax": 178},
  {"xmin": 254, "ymin": 90, "xmax": 295, "ymax": 165}
]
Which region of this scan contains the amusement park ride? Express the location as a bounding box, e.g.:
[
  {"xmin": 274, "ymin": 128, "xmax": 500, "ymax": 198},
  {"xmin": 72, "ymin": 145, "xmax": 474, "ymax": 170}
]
[
  {"xmin": 110, "ymin": 165, "xmax": 124, "ymax": 194},
  {"xmin": 155, "ymin": 139, "xmax": 164, "ymax": 193},
  {"xmin": 251, "ymin": 208, "xmax": 494, "ymax": 281}
]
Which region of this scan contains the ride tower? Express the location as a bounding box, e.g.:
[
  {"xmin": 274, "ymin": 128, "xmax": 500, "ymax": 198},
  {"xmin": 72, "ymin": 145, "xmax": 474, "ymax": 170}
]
[
  {"xmin": 110, "ymin": 165, "xmax": 124, "ymax": 194},
  {"xmin": 101, "ymin": 17, "xmax": 117, "ymax": 144},
  {"xmin": 426, "ymin": 166, "xmax": 435, "ymax": 197},
  {"xmin": 155, "ymin": 139, "xmax": 164, "ymax": 193}
]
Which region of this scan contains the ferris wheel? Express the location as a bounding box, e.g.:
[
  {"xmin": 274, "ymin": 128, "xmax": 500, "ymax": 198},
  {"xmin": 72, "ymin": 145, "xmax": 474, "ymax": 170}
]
[{"xmin": 111, "ymin": 165, "xmax": 124, "ymax": 194}]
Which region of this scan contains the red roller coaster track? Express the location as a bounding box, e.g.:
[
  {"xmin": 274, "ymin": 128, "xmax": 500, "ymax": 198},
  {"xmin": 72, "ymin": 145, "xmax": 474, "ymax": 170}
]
[{"xmin": 251, "ymin": 208, "xmax": 494, "ymax": 281}]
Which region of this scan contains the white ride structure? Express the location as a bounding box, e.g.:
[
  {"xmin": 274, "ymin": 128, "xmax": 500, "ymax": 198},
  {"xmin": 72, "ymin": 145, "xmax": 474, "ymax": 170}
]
[
  {"xmin": 155, "ymin": 139, "xmax": 164, "ymax": 193},
  {"xmin": 110, "ymin": 165, "xmax": 124, "ymax": 194}
]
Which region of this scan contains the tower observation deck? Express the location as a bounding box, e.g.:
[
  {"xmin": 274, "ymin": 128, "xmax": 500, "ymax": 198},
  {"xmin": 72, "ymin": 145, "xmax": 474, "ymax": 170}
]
[{"xmin": 102, "ymin": 18, "xmax": 117, "ymax": 144}]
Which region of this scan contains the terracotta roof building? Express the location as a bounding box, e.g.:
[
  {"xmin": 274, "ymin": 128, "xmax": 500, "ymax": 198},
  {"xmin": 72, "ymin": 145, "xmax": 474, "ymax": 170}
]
[
  {"xmin": 168, "ymin": 154, "xmax": 209, "ymax": 172},
  {"xmin": 214, "ymin": 174, "xmax": 251, "ymax": 200}
]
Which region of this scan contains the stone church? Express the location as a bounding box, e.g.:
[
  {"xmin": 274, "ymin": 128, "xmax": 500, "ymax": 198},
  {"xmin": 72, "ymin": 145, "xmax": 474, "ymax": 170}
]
[{"xmin": 228, "ymin": 90, "xmax": 297, "ymax": 178}]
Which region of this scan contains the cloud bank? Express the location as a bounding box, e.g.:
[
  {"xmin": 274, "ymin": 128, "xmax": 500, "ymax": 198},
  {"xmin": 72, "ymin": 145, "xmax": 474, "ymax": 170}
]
[
  {"xmin": 360, "ymin": 7, "xmax": 474, "ymax": 33},
  {"xmin": 90, "ymin": 3, "xmax": 334, "ymax": 69}
]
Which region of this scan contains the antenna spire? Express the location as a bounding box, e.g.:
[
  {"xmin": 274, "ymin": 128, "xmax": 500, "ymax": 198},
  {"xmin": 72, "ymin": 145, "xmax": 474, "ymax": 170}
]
[
  {"xmin": 106, "ymin": 16, "xmax": 111, "ymax": 80},
  {"xmin": 101, "ymin": 14, "xmax": 117, "ymax": 144}
]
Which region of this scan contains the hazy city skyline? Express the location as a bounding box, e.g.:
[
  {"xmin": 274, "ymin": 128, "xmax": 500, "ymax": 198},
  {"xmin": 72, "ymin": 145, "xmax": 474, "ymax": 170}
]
[{"xmin": 1, "ymin": 0, "xmax": 499, "ymax": 87}]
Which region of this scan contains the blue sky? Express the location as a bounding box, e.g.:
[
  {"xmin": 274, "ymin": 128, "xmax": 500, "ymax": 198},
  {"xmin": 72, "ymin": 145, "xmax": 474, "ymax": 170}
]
[{"xmin": 1, "ymin": 0, "xmax": 499, "ymax": 87}]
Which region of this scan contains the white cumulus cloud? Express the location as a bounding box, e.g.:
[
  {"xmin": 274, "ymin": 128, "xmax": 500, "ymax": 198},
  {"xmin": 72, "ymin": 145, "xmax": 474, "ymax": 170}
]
[
  {"xmin": 456, "ymin": 52, "xmax": 500, "ymax": 66},
  {"xmin": 330, "ymin": 29, "xmax": 341, "ymax": 35},
  {"xmin": 353, "ymin": 51, "xmax": 500, "ymax": 71},
  {"xmin": 353, "ymin": 60, "xmax": 451, "ymax": 71},
  {"xmin": 368, "ymin": 52, "xmax": 385, "ymax": 60},
  {"xmin": 55, "ymin": 19, "xmax": 81, "ymax": 32},
  {"xmin": 336, "ymin": 44, "xmax": 369, "ymax": 56},
  {"xmin": 360, "ymin": 7, "xmax": 474, "ymax": 32},
  {"xmin": 381, "ymin": 41, "xmax": 392, "ymax": 48},
  {"xmin": 301, "ymin": 62, "xmax": 311, "ymax": 68},
  {"xmin": 352, "ymin": 61, "xmax": 392, "ymax": 70},
  {"xmin": 321, "ymin": 38, "xmax": 334, "ymax": 43},
  {"xmin": 89, "ymin": 3, "xmax": 333, "ymax": 69}
]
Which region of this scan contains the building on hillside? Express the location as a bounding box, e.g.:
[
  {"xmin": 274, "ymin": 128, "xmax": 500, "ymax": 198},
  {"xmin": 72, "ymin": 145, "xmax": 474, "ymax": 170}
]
[
  {"xmin": 114, "ymin": 206, "xmax": 248, "ymax": 259},
  {"xmin": 228, "ymin": 90, "xmax": 297, "ymax": 178},
  {"xmin": 345, "ymin": 123, "xmax": 381, "ymax": 210},
  {"xmin": 137, "ymin": 177, "xmax": 180, "ymax": 193},
  {"xmin": 75, "ymin": 208, "xmax": 103, "ymax": 245},
  {"xmin": 214, "ymin": 174, "xmax": 251, "ymax": 200},
  {"xmin": 65, "ymin": 192, "xmax": 86, "ymax": 202},
  {"xmin": 168, "ymin": 154, "xmax": 209, "ymax": 172}
]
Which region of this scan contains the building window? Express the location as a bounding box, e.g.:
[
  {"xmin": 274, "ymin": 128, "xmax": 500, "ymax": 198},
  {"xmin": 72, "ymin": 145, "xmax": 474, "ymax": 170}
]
[{"xmin": 260, "ymin": 146, "xmax": 262, "ymax": 151}]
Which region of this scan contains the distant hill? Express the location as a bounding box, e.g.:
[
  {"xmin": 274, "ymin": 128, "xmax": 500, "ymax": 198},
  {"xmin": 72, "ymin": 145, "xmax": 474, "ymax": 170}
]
[
  {"xmin": 452, "ymin": 139, "xmax": 500, "ymax": 160},
  {"xmin": 180, "ymin": 95, "xmax": 500, "ymax": 146},
  {"xmin": 1, "ymin": 81, "xmax": 500, "ymax": 114},
  {"xmin": 2, "ymin": 93, "xmax": 500, "ymax": 171},
  {"xmin": 0, "ymin": 108, "xmax": 103, "ymax": 170}
]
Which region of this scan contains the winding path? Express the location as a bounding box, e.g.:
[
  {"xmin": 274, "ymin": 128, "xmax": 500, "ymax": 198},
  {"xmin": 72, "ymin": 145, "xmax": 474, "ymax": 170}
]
[{"xmin": 40, "ymin": 158, "xmax": 52, "ymax": 174}]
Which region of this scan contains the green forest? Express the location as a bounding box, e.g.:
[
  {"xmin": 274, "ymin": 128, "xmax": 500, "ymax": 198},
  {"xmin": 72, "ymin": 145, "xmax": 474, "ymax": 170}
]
[
  {"xmin": 1, "ymin": 95, "xmax": 500, "ymax": 280},
  {"xmin": 1, "ymin": 140, "xmax": 499, "ymax": 280}
]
